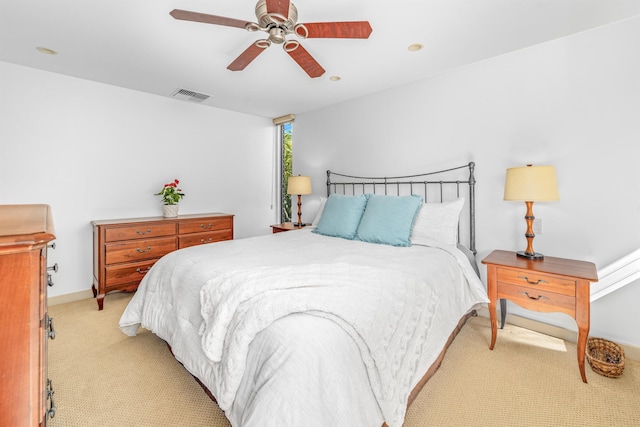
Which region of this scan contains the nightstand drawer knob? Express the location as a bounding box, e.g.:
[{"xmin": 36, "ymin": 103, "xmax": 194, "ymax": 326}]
[
  {"xmin": 518, "ymin": 276, "xmax": 548, "ymax": 285},
  {"xmin": 518, "ymin": 291, "xmax": 549, "ymax": 301}
]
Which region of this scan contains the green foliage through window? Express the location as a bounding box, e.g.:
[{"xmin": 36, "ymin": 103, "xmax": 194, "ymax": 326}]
[{"xmin": 281, "ymin": 122, "xmax": 293, "ymax": 222}]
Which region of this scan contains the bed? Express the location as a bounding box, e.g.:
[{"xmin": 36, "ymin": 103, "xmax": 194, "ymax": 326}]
[{"xmin": 119, "ymin": 162, "xmax": 488, "ymax": 427}]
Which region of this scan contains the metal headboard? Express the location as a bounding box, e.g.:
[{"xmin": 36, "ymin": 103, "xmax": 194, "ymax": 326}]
[{"xmin": 326, "ymin": 162, "xmax": 476, "ymax": 254}]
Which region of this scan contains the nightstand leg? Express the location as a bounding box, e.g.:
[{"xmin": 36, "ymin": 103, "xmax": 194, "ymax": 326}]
[
  {"xmin": 577, "ymin": 326, "xmax": 588, "ymax": 383},
  {"xmin": 576, "ymin": 279, "xmax": 590, "ymax": 383},
  {"xmin": 500, "ymin": 299, "xmax": 507, "ymax": 329}
]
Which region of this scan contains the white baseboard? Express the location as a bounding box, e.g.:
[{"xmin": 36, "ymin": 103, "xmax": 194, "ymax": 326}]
[
  {"xmin": 48, "ymin": 289, "xmax": 94, "ymax": 306},
  {"xmin": 476, "ymin": 307, "xmax": 640, "ymax": 362}
]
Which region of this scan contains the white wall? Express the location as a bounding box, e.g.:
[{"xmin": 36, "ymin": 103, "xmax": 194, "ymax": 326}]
[
  {"xmin": 0, "ymin": 62, "xmax": 276, "ymax": 298},
  {"xmin": 294, "ymin": 17, "xmax": 640, "ymax": 346}
]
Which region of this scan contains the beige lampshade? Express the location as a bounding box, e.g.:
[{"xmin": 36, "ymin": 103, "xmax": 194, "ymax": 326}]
[
  {"xmin": 287, "ymin": 175, "xmax": 312, "ymax": 195},
  {"xmin": 504, "ymin": 165, "xmax": 560, "ymax": 201}
]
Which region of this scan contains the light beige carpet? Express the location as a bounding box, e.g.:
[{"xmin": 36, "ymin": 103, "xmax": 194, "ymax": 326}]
[{"xmin": 48, "ymin": 292, "xmax": 640, "ymax": 426}]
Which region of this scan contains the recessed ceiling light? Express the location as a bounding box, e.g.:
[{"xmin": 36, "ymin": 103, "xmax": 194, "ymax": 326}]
[
  {"xmin": 36, "ymin": 47, "xmax": 58, "ymax": 55},
  {"xmin": 408, "ymin": 43, "xmax": 424, "ymax": 52},
  {"xmin": 329, "ymin": 76, "xmax": 341, "ymax": 81}
]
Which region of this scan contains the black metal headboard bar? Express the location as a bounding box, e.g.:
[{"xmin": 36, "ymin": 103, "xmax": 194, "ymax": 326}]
[{"xmin": 326, "ymin": 162, "xmax": 476, "ymax": 254}]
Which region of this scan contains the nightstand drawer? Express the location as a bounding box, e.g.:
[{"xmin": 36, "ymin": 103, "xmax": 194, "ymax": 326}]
[
  {"xmin": 496, "ymin": 267, "xmax": 576, "ymax": 296},
  {"xmin": 105, "ymin": 223, "xmax": 176, "ymax": 242},
  {"xmin": 498, "ymin": 282, "xmax": 575, "ymax": 316},
  {"xmin": 178, "ymin": 230, "xmax": 233, "ymax": 248},
  {"xmin": 105, "ymin": 237, "xmax": 177, "ymax": 264}
]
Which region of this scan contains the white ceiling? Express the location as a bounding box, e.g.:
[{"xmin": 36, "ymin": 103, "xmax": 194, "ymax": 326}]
[{"xmin": 2, "ymin": 0, "xmax": 640, "ymax": 118}]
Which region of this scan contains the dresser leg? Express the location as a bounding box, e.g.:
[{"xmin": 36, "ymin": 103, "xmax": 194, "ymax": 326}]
[{"xmin": 96, "ymin": 294, "xmax": 104, "ymax": 311}]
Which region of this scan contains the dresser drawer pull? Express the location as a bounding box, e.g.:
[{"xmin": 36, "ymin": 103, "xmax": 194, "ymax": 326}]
[
  {"xmin": 136, "ymin": 267, "xmax": 151, "ymax": 275},
  {"xmin": 200, "ymin": 238, "xmax": 214, "ymax": 243},
  {"xmin": 47, "ymin": 242, "xmax": 56, "ymax": 250},
  {"xmin": 136, "ymin": 228, "xmax": 152, "ymax": 235},
  {"xmin": 518, "ymin": 291, "xmax": 549, "ymax": 301},
  {"xmin": 136, "ymin": 246, "xmax": 152, "ymax": 253},
  {"xmin": 46, "ymin": 379, "xmax": 57, "ymax": 419},
  {"xmin": 200, "ymin": 223, "xmax": 213, "ymax": 229},
  {"xmin": 517, "ymin": 276, "xmax": 548, "ymax": 285},
  {"xmin": 47, "ymin": 263, "xmax": 59, "ymax": 273},
  {"xmin": 47, "ymin": 273, "xmax": 55, "ymax": 287},
  {"xmin": 47, "ymin": 315, "xmax": 56, "ymax": 339}
]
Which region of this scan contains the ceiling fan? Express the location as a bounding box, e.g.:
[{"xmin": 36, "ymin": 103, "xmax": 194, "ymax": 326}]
[{"xmin": 170, "ymin": 0, "xmax": 373, "ymax": 78}]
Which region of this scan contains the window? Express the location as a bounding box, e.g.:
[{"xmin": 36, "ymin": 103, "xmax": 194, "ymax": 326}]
[
  {"xmin": 281, "ymin": 122, "xmax": 293, "ymax": 222},
  {"xmin": 273, "ymin": 114, "xmax": 294, "ymax": 223}
]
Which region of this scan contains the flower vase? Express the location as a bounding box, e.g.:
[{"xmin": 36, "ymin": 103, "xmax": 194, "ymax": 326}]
[{"xmin": 162, "ymin": 204, "xmax": 179, "ymax": 218}]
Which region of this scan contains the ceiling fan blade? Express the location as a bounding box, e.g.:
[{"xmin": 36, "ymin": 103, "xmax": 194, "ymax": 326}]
[
  {"xmin": 227, "ymin": 41, "xmax": 269, "ymax": 71},
  {"xmin": 295, "ymin": 21, "xmax": 373, "ymax": 39},
  {"xmin": 265, "ymin": 0, "xmax": 290, "ymax": 18},
  {"xmin": 284, "ymin": 42, "xmax": 325, "ymax": 78},
  {"xmin": 170, "ymin": 9, "xmax": 253, "ymax": 30}
]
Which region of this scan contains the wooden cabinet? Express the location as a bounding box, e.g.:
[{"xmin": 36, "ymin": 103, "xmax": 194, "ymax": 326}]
[
  {"xmin": 482, "ymin": 250, "xmax": 598, "ymax": 383},
  {"xmin": 92, "ymin": 213, "xmax": 233, "ymax": 310},
  {"xmin": 0, "ymin": 204, "xmax": 56, "ymax": 426}
]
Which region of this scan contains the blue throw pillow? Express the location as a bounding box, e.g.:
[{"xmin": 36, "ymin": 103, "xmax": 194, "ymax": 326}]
[
  {"xmin": 313, "ymin": 194, "xmax": 369, "ymax": 239},
  {"xmin": 356, "ymin": 194, "xmax": 423, "ymax": 246}
]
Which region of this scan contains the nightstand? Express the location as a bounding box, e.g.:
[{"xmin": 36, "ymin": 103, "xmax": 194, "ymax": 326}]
[
  {"xmin": 270, "ymin": 222, "xmax": 308, "ymax": 233},
  {"xmin": 482, "ymin": 250, "xmax": 598, "ymax": 383}
]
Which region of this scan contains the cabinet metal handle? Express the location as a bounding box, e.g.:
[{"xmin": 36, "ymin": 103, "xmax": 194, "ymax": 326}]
[
  {"xmin": 135, "ymin": 267, "xmax": 151, "ymax": 275},
  {"xmin": 47, "ymin": 242, "xmax": 56, "ymax": 250},
  {"xmin": 136, "ymin": 246, "xmax": 152, "ymax": 253},
  {"xmin": 517, "ymin": 276, "xmax": 548, "ymax": 285},
  {"xmin": 136, "ymin": 228, "xmax": 152, "ymax": 235},
  {"xmin": 47, "ymin": 315, "xmax": 56, "ymax": 340},
  {"xmin": 47, "ymin": 263, "xmax": 59, "ymax": 273},
  {"xmin": 200, "ymin": 238, "xmax": 214, "ymax": 243},
  {"xmin": 518, "ymin": 291, "xmax": 549, "ymax": 301},
  {"xmin": 200, "ymin": 223, "xmax": 213, "ymax": 229},
  {"xmin": 47, "ymin": 274, "xmax": 55, "ymax": 287},
  {"xmin": 46, "ymin": 379, "xmax": 56, "ymax": 419}
]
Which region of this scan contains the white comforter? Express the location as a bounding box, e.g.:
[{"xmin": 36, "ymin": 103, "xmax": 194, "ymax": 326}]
[{"xmin": 119, "ymin": 229, "xmax": 488, "ymax": 427}]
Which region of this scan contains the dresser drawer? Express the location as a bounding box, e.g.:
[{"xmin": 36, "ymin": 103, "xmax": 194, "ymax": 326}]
[
  {"xmin": 496, "ymin": 267, "xmax": 576, "ymax": 296},
  {"xmin": 178, "ymin": 217, "xmax": 233, "ymax": 235},
  {"xmin": 105, "ymin": 223, "xmax": 176, "ymax": 242},
  {"xmin": 105, "ymin": 259, "xmax": 156, "ymax": 288},
  {"xmin": 498, "ymin": 282, "xmax": 575, "ymax": 317},
  {"xmin": 179, "ymin": 230, "xmax": 233, "ymax": 248},
  {"xmin": 105, "ymin": 237, "xmax": 177, "ymax": 264}
]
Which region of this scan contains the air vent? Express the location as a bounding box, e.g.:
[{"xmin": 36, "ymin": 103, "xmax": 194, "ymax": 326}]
[{"xmin": 172, "ymin": 88, "xmax": 210, "ymax": 103}]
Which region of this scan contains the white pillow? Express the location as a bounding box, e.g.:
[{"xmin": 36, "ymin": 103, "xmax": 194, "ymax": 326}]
[
  {"xmin": 410, "ymin": 198, "xmax": 465, "ymax": 246},
  {"xmin": 311, "ymin": 197, "xmax": 327, "ymax": 226}
]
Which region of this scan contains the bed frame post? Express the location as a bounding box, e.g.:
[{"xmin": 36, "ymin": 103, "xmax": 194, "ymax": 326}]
[{"xmin": 468, "ymin": 162, "xmax": 476, "ymax": 255}]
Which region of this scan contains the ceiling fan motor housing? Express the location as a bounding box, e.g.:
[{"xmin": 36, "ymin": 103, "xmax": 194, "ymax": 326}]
[{"xmin": 255, "ymin": 0, "xmax": 298, "ymax": 36}]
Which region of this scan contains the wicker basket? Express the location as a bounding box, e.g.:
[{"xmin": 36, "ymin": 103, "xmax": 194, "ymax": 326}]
[{"xmin": 586, "ymin": 337, "xmax": 625, "ymax": 378}]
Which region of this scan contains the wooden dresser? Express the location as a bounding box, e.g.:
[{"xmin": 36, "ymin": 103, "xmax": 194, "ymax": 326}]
[
  {"xmin": 0, "ymin": 204, "xmax": 57, "ymax": 426},
  {"xmin": 92, "ymin": 212, "xmax": 233, "ymax": 310}
]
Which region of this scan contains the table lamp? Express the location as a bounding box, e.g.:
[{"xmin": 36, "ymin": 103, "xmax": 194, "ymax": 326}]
[
  {"xmin": 287, "ymin": 175, "xmax": 312, "ymax": 226},
  {"xmin": 504, "ymin": 164, "xmax": 559, "ymax": 259}
]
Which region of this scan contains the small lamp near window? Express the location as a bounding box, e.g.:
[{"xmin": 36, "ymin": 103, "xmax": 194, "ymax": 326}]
[
  {"xmin": 504, "ymin": 164, "xmax": 559, "ymax": 259},
  {"xmin": 287, "ymin": 175, "xmax": 312, "ymax": 226}
]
